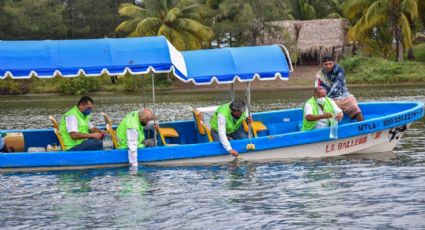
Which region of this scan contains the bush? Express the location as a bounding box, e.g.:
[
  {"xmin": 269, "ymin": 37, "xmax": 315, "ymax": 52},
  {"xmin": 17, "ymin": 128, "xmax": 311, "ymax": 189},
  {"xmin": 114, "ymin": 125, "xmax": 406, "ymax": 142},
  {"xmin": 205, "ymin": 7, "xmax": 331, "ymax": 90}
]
[{"xmin": 59, "ymin": 75, "xmax": 99, "ymax": 95}]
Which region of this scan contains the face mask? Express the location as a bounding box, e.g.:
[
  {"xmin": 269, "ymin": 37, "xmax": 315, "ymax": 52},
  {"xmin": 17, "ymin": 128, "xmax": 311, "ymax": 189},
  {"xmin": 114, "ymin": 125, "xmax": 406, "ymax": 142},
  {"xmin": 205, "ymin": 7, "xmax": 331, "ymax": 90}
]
[
  {"xmin": 82, "ymin": 108, "xmax": 92, "ymax": 116},
  {"xmin": 316, "ymin": 97, "xmax": 325, "ymax": 105}
]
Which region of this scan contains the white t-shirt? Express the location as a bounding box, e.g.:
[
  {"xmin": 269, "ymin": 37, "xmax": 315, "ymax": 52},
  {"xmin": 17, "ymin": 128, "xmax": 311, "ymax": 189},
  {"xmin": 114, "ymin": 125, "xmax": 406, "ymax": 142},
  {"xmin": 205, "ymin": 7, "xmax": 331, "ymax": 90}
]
[
  {"xmin": 304, "ymin": 99, "xmax": 342, "ymax": 129},
  {"xmin": 65, "ymin": 115, "xmax": 94, "ymax": 133}
]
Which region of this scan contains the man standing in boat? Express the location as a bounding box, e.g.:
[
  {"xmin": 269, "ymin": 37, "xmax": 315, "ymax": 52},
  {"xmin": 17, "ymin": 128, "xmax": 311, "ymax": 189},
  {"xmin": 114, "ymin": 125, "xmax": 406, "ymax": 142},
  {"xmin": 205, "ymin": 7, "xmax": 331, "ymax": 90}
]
[
  {"xmin": 210, "ymin": 100, "xmax": 251, "ymax": 157},
  {"xmin": 302, "ymin": 86, "xmax": 343, "ymax": 131},
  {"xmin": 59, "ymin": 96, "xmax": 104, "ymax": 151},
  {"xmin": 116, "ymin": 108, "xmax": 156, "ymax": 167},
  {"xmin": 315, "ymin": 56, "xmax": 364, "ymax": 121}
]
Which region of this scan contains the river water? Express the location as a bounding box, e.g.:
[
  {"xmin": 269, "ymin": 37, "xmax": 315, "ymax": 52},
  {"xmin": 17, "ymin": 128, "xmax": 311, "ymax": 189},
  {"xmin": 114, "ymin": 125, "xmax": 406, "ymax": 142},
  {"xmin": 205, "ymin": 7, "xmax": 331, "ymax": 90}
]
[{"xmin": 1, "ymin": 86, "xmax": 425, "ymax": 229}]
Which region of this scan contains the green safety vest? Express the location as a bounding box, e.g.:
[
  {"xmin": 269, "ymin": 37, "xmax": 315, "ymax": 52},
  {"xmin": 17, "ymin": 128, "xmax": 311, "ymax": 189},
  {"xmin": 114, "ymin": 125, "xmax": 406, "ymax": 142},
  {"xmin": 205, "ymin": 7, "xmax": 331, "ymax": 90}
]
[
  {"xmin": 59, "ymin": 106, "xmax": 91, "ymax": 150},
  {"xmin": 116, "ymin": 111, "xmax": 145, "ymax": 149},
  {"xmin": 210, "ymin": 103, "xmax": 247, "ymax": 134},
  {"xmin": 302, "ymin": 97, "xmax": 334, "ymax": 131}
]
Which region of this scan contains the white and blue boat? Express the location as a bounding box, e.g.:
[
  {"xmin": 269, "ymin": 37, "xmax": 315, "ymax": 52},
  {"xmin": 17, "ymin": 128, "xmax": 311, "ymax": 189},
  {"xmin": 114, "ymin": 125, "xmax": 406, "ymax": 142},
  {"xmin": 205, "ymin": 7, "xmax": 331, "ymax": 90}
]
[{"xmin": 0, "ymin": 36, "xmax": 423, "ymax": 172}]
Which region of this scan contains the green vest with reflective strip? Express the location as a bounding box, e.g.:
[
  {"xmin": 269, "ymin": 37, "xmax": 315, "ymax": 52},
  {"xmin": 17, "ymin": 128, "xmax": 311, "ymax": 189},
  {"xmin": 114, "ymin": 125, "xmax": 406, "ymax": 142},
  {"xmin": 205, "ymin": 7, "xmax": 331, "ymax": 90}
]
[
  {"xmin": 116, "ymin": 111, "xmax": 145, "ymax": 149},
  {"xmin": 210, "ymin": 103, "xmax": 247, "ymax": 134},
  {"xmin": 302, "ymin": 97, "xmax": 334, "ymax": 131},
  {"xmin": 59, "ymin": 106, "xmax": 91, "ymax": 150}
]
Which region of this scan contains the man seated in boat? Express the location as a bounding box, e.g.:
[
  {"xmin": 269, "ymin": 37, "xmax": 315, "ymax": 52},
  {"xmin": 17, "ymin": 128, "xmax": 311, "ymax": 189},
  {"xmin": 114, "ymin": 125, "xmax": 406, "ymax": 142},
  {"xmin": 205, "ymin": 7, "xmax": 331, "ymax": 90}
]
[
  {"xmin": 315, "ymin": 56, "xmax": 364, "ymax": 121},
  {"xmin": 116, "ymin": 108, "xmax": 157, "ymax": 167},
  {"xmin": 210, "ymin": 100, "xmax": 252, "ymax": 157},
  {"xmin": 59, "ymin": 96, "xmax": 104, "ymax": 151},
  {"xmin": 302, "ymin": 86, "xmax": 343, "ymax": 131}
]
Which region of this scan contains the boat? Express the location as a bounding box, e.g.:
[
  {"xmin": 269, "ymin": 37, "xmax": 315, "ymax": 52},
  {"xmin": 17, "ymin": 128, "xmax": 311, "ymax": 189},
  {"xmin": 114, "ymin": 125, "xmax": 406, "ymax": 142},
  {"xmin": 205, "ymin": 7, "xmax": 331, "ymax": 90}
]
[{"xmin": 1, "ymin": 36, "xmax": 424, "ymax": 172}]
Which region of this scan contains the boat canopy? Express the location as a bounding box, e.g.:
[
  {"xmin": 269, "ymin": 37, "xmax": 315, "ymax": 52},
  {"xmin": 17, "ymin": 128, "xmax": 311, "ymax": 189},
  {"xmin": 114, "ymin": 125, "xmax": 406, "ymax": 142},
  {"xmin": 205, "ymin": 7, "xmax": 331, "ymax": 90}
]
[{"xmin": 0, "ymin": 36, "xmax": 292, "ymax": 85}]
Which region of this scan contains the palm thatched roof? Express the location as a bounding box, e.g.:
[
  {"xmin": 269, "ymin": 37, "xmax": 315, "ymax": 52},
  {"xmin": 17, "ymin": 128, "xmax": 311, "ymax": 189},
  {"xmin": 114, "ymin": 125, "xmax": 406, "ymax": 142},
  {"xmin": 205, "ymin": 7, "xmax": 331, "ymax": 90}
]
[
  {"xmin": 297, "ymin": 19, "xmax": 349, "ymax": 56},
  {"xmin": 259, "ymin": 19, "xmax": 349, "ymax": 58}
]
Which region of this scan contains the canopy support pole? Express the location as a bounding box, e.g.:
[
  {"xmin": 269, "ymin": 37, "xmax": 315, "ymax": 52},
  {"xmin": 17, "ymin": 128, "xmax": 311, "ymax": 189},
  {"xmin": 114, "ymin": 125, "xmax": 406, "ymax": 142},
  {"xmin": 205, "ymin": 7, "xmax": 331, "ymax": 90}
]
[
  {"xmin": 151, "ymin": 72, "xmax": 157, "ymax": 147},
  {"xmin": 230, "ymin": 83, "xmax": 235, "ymax": 101},
  {"xmin": 246, "ymin": 82, "xmax": 255, "ymax": 150}
]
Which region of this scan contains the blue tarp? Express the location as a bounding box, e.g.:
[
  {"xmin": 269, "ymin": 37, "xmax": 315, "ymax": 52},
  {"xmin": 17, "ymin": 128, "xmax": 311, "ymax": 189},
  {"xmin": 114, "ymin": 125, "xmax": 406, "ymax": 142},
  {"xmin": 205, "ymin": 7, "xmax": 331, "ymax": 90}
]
[{"xmin": 0, "ymin": 36, "xmax": 292, "ymax": 85}]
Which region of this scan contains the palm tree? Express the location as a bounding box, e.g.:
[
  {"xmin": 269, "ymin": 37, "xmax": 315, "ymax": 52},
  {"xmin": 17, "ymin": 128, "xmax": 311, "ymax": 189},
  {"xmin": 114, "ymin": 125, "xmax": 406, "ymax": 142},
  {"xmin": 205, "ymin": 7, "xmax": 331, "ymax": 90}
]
[
  {"xmin": 344, "ymin": 0, "xmax": 418, "ymax": 62},
  {"xmin": 116, "ymin": 0, "xmax": 214, "ymax": 50}
]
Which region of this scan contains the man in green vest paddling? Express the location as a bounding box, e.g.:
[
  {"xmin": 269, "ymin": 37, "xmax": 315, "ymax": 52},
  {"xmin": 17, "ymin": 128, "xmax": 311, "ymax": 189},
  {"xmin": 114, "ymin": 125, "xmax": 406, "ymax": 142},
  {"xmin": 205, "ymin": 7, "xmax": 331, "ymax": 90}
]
[
  {"xmin": 59, "ymin": 96, "xmax": 104, "ymax": 151},
  {"xmin": 302, "ymin": 86, "xmax": 343, "ymax": 131},
  {"xmin": 210, "ymin": 100, "xmax": 251, "ymax": 157},
  {"xmin": 116, "ymin": 108, "xmax": 156, "ymax": 167}
]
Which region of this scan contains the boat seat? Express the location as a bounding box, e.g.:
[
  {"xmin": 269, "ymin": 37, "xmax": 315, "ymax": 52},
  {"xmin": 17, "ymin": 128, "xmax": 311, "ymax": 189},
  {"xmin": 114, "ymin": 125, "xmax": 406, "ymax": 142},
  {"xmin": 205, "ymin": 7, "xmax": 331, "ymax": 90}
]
[
  {"xmin": 243, "ymin": 120, "xmax": 268, "ymax": 137},
  {"xmin": 101, "ymin": 112, "xmax": 113, "ymax": 127},
  {"xmin": 49, "ymin": 115, "xmax": 59, "ymax": 130},
  {"xmin": 49, "ymin": 115, "xmax": 65, "ymax": 150},
  {"xmin": 156, "ymin": 126, "xmax": 179, "ymax": 146},
  {"xmin": 53, "ymin": 128, "xmax": 66, "ymax": 151},
  {"xmin": 105, "ymin": 124, "xmax": 119, "ymax": 149},
  {"xmin": 192, "ymin": 108, "xmax": 214, "ymax": 142}
]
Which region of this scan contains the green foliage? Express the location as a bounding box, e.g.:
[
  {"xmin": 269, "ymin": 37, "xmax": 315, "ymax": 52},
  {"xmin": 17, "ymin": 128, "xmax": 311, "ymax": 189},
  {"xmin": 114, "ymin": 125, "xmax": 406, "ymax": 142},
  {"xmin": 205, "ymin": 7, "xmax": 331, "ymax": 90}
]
[
  {"xmin": 0, "ymin": 78, "xmax": 26, "ymax": 95},
  {"xmin": 1, "ymin": 0, "xmax": 66, "ymax": 39},
  {"xmin": 116, "ymin": 0, "xmax": 214, "ymax": 50},
  {"xmin": 59, "ymin": 76, "xmax": 99, "ymax": 95},
  {"xmin": 413, "ymin": 43, "xmax": 425, "ymax": 62},
  {"xmin": 340, "ymin": 56, "xmax": 425, "ymax": 84},
  {"xmin": 344, "ymin": 0, "xmax": 419, "ymax": 62}
]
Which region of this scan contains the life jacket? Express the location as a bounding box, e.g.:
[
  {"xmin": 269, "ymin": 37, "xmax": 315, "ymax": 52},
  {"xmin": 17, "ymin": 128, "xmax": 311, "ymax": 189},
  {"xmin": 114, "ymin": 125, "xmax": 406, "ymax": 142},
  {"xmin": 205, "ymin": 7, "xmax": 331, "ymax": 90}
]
[
  {"xmin": 210, "ymin": 103, "xmax": 246, "ymax": 134},
  {"xmin": 302, "ymin": 97, "xmax": 334, "ymax": 131},
  {"xmin": 116, "ymin": 111, "xmax": 145, "ymax": 149},
  {"xmin": 59, "ymin": 106, "xmax": 90, "ymax": 150}
]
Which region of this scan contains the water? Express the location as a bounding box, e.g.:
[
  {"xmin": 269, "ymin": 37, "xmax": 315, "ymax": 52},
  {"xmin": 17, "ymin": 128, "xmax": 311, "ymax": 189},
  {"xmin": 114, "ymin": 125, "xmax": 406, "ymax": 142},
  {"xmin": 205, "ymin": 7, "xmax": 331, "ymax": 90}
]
[{"xmin": 1, "ymin": 85, "xmax": 425, "ymax": 229}]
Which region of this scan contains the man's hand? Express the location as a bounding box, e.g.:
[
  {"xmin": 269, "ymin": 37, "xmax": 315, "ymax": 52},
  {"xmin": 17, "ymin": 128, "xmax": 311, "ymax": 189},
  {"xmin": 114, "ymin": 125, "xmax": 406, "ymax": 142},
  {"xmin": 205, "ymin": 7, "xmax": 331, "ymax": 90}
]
[
  {"xmin": 229, "ymin": 149, "xmax": 238, "ymax": 157},
  {"xmin": 335, "ymin": 112, "xmax": 343, "ymax": 121},
  {"xmin": 246, "ymin": 116, "xmax": 252, "ymax": 124},
  {"xmin": 91, "ymin": 132, "xmax": 104, "ymax": 140},
  {"xmin": 322, "ymin": 113, "xmax": 333, "ymax": 119}
]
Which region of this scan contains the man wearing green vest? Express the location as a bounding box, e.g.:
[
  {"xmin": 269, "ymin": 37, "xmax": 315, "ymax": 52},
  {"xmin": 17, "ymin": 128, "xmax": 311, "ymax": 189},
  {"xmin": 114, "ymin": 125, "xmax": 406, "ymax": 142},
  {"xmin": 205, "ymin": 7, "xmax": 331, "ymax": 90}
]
[
  {"xmin": 116, "ymin": 108, "xmax": 156, "ymax": 167},
  {"xmin": 210, "ymin": 100, "xmax": 251, "ymax": 157},
  {"xmin": 302, "ymin": 86, "xmax": 343, "ymax": 131},
  {"xmin": 59, "ymin": 96, "xmax": 104, "ymax": 151}
]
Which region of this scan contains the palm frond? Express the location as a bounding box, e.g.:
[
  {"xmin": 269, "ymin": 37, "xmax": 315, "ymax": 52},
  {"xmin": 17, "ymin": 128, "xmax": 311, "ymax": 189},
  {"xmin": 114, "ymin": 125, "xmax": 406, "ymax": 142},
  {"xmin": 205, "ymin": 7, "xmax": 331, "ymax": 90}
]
[
  {"xmin": 118, "ymin": 3, "xmax": 151, "ymax": 18},
  {"xmin": 400, "ymin": 13, "xmax": 413, "ymax": 48},
  {"xmin": 136, "ymin": 18, "xmax": 162, "ymax": 36},
  {"xmin": 401, "ymin": 0, "xmax": 418, "ymax": 19},
  {"xmin": 115, "ymin": 18, "xmax": 143, "ymax": 33},
  {"xmin": 164, "ymin": 8, "xmax": 181, "ymax": 23}
]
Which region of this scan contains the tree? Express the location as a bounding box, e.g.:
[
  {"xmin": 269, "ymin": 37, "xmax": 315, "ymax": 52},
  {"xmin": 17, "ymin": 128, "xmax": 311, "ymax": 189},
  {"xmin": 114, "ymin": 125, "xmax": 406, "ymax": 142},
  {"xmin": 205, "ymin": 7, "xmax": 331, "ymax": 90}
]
[
  {"xmin": 1, "ymin": 0, "xmax": 66, "ymax": 40},
  {"xmin": 116, "ymin": 0, "xmax": 214, "ymax": 50},
  {"xmin": 344, "ymin": 0, "xmax": 419, "ymax": 62}
]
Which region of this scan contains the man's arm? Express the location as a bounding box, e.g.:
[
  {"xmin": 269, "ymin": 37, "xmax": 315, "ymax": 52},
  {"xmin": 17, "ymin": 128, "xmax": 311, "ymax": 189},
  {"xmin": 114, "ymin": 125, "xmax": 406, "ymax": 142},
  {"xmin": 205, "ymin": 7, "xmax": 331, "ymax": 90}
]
[
  {"xmin": 304, "ymin": 104, "xmax": 332, "ymax": 121},
  {"xmin": 327, "ymin": 68, "xmax": 345, "ymax": 97},
  {"xmin": 66, "ymin": 115, "xmax": 102, "ymax": 140},
  {"xmin": 126, "ymin": 129, "xmax": 139, "ymax": 166},
  {"xmin": 217, "ymin": 114, "xmax": 238, "ymax": 156}
]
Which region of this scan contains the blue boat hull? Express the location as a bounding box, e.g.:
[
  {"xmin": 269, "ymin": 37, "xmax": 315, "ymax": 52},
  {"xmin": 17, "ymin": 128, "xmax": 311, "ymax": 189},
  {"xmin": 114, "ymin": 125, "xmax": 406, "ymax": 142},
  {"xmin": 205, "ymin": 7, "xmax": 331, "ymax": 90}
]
[{"xmin": 1, "ymin": 102, "xmax": 423, "ymax": 171}]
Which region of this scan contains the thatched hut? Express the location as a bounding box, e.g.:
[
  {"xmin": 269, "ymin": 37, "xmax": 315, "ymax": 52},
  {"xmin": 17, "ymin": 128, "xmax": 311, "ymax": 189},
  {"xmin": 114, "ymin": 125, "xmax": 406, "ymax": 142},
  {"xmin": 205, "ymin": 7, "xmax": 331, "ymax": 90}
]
[{"xmin": 259, "ymin": 19, "xmax": 349, "ymax": 65}]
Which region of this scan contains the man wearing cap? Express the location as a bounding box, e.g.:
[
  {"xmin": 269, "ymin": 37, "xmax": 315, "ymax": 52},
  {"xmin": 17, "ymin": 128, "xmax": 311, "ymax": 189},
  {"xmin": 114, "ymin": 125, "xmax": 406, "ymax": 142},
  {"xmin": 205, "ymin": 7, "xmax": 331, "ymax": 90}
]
[
  {"xmin": 210, "ymin": 100, "xmax": 251, "ymax": 157},
  {"xmin": 315, "ymin": 56, "xmax": 364, "ymax": 121}
]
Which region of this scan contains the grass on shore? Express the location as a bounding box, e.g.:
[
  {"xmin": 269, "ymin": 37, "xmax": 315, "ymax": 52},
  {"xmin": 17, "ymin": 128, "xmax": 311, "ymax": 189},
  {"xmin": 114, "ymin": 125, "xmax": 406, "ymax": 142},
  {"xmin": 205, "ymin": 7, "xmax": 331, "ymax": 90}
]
[{"xmin": 340, "ymin": 56, "xmax": 425, "ymax": 84}]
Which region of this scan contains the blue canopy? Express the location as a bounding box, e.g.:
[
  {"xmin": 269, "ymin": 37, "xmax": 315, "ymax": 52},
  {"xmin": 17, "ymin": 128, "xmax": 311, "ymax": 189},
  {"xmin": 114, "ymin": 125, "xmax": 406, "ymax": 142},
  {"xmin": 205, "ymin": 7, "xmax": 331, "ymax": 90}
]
[
  {"xmin": 180, "ymin": 45, "xmax": 292, "ymax": 85},
  {"xmin": 0, "ymin": 36, "xmax": 292, "ymax": 85},
  {"xmin": 0, "ymin": 36, "xmax": 187, "ymax": 79}
]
